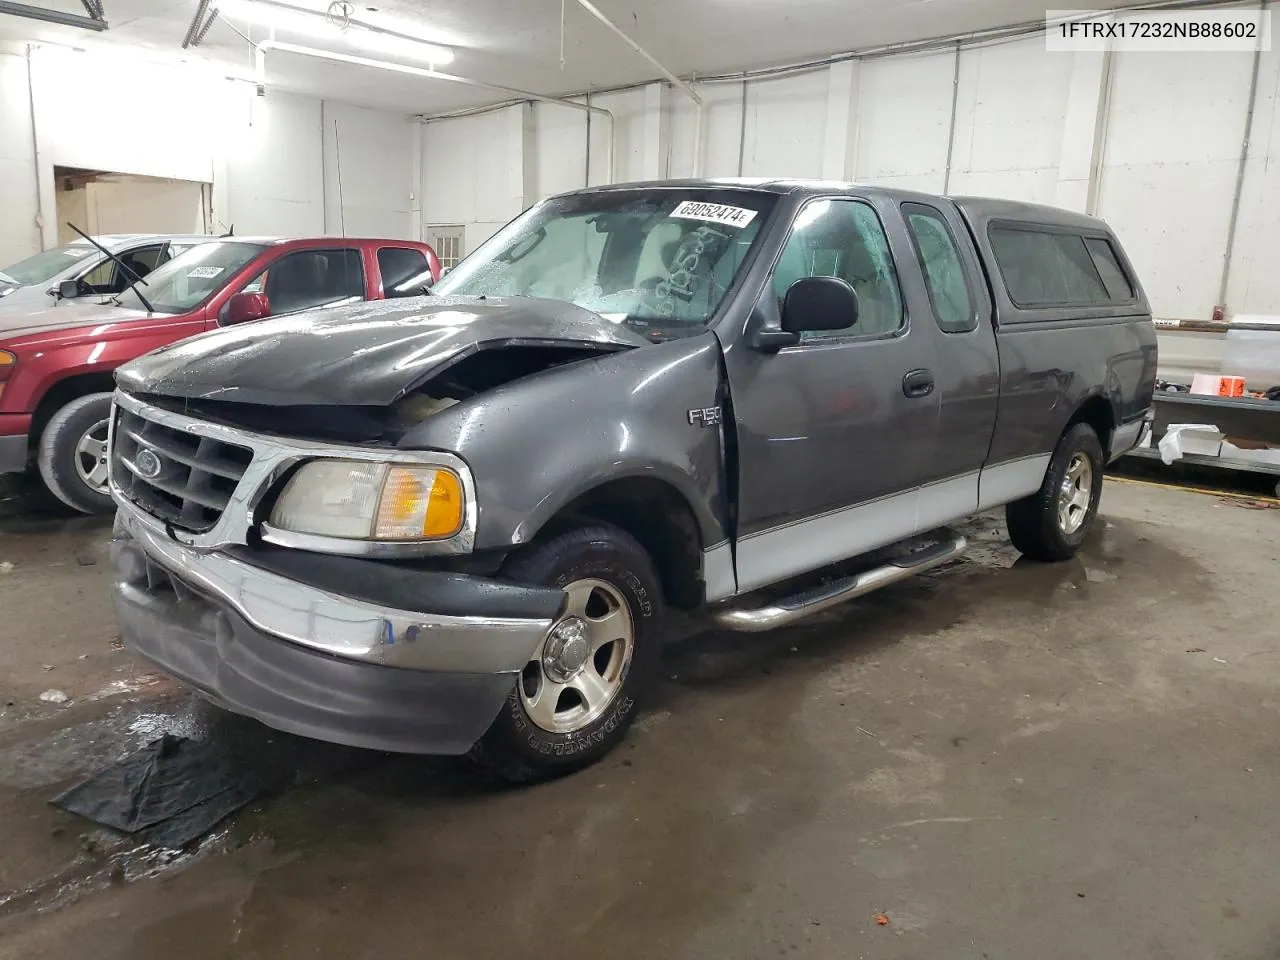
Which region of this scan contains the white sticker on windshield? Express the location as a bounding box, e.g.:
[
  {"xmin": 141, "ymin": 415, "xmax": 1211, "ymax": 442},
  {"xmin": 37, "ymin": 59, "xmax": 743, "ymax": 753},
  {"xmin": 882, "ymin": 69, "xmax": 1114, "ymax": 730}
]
[
  {"xmin": 187, "ymin": 266, "xmax": 224, "ymax": 279},
  {"xmin": 670, "ymin": 201, "xmax": 758, "ymax": 228}
]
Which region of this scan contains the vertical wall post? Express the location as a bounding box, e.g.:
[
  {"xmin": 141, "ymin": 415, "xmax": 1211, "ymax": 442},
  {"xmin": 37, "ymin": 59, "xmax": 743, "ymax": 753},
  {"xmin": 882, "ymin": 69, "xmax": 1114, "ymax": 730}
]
[
  {"xmin": 1054, "ymin": 34, "xmax": 1112, "ymax": 213},
  {"xmin": 1084, "ymin": 41, "xmax": 1115, "ymax": 216},
  {"xmin": 1218, "ymin": 0, "xmax": 1267, "ymax": 309},
  {"xmin": 822, "ymin": 60, "xmax": 863, "ymax": 181}
]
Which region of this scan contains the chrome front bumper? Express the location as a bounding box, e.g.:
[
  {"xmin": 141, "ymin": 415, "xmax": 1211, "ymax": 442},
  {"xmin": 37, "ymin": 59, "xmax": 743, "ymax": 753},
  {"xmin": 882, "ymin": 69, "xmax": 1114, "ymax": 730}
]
[{"xmin": 112, "ymin": 501, "xmax": 557, "ymax": 675}]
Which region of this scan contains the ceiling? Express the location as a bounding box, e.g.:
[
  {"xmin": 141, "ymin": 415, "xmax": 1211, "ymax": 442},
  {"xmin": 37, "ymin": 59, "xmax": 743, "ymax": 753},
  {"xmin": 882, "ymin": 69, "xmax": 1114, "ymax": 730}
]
[{"xmin": 1, "ymin": 0, "xmax": 1153, "ymax": 115}]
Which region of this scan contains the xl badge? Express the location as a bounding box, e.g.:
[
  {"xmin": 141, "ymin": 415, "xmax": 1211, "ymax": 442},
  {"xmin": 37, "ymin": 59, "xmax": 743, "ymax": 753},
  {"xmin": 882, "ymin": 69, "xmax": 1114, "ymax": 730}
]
[
  {"xmin": 687, "ymin": 406, "xmax": 722, "ymax": 428},
  {"xmin": 134, "ymin": 447, "xmax": 163, "ymax": 479}
]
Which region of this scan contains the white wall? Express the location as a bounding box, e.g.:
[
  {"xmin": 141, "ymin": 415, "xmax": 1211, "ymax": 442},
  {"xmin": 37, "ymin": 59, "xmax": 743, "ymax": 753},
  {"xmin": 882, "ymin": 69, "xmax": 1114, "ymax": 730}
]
[
  {"xmin": 419, "ymin": 9, "xmax": 1280, "ymax": 322},
  {"xmin": 0, "ymin": 42, "xmax": 418, "ymax": 266},
  {"xmin": 0, "ymin": 45, "xmax": 40, "ymax": 267},
  {"xmin": 222, "ymin": 91, "xmax": 325, "ymax": 237},
  {"xmin": 854, "ymin": 51, "xmax": 956, "ymax": 192},
  {"xmin": 949, "ymin": 40, "xmax": 1074, "ymax": 202},
  {"xmin": 1096, "ymin": 51, "xmax": 1255, "ymax": 319},
  {"xmin": 421, "ymin": 105, "xmax": 531, "ymax": 252},
  {"xmin": 323, "ymin": 101, "xmax": 417, "ymax": 238},
  {"xmin": 1229, "ymin": 37, "xmax": 1280, "ymax": 315}
]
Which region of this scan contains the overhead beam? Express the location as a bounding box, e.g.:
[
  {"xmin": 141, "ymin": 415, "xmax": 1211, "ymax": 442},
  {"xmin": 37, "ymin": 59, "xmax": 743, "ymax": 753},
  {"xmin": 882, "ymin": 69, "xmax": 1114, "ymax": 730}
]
[
  {"xmin": 572, "ymin": 0, "xmax": 701, "ymax": 106},
  {"xmin": 0, "ymin": 1, "xmax": 107, "ymax": 31}
]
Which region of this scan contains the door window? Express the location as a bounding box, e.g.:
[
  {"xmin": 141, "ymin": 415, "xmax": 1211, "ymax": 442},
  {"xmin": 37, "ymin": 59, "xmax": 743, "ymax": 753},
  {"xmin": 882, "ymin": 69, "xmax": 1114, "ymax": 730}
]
[
  {"xmin": 241, "ymin": 249, "xmax": 365, "ymax": 316},
  {"xmin": 771, "ymin": 199, "xmax": 903, "ymax": 338},
  {"xmin": 378, "ymin": 246, "xmax": 432, "ymax": 297},
  {"xmin": 80, "ymin": 244, "xmax": 165, "ymax": 294},
  {"xmin": 902, "ymin": 203, "xmax": 977, "ymax": 334}
]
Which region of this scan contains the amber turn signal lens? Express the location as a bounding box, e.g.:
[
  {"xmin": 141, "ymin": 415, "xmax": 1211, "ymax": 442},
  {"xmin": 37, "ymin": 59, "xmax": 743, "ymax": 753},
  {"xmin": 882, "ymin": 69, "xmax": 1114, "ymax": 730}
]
[{"xmin": 373, "ymin": 466, "xmax": 464, "ymax": 540}]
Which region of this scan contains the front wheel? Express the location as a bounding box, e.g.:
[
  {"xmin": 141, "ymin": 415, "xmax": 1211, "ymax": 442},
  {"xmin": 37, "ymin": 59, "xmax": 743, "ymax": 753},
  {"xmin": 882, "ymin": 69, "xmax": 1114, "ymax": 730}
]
[
  {"xmin": 1006, "ymin": 422, "xmax": 1104, "ymax": 563},
  {"xmin": 37, "ymin": 392, "xmax": 116, "ymax": 515},
  {"xmin": 469, "ymin": 523, "xmax": 664, "ymax": 783}
]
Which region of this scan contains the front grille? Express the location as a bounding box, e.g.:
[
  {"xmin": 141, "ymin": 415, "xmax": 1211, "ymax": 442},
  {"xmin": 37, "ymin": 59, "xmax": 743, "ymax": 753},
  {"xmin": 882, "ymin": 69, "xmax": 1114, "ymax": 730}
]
[{"xmin": 111, "ymin": 406, "xmax": 254, "ymax": 532}]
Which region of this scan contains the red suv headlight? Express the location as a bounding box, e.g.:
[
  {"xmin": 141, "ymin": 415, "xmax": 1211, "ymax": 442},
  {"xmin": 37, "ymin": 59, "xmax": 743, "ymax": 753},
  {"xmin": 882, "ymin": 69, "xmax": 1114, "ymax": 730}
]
[{"xmin": 0, "ymin": 351, "xmax": 14, "ymax": 399}]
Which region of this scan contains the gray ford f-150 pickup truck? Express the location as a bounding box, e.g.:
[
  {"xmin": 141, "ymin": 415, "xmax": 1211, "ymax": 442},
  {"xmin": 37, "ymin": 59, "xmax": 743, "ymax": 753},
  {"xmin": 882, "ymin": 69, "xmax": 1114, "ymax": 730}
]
[{"xmin": 107, "ymin": 179, "xmax": 1157, "ymax": 780}]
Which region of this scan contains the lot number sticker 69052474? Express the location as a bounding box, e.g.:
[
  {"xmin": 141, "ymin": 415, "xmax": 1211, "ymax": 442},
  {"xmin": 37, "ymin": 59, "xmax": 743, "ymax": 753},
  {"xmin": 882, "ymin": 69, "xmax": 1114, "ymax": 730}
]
[{"xmin": 670, "ymin": 201, "xmax": 758, "ymax": 228}]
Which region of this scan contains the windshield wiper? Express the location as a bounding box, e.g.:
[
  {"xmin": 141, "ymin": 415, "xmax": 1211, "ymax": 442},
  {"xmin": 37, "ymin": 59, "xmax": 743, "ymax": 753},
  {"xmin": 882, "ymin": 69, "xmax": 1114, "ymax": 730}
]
[{"xmin": 66, "ymin": 223, "xmax": 156, "ymax": 315}]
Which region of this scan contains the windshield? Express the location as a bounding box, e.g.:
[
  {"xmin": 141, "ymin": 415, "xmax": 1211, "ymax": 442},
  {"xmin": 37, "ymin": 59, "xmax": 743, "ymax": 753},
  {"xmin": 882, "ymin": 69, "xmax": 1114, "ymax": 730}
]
[
  {"xmin": 1, "ymin": 245, "xmax": 97, "ymax": 286},
  {"xmin": 115, "ymin": 241, "xmax": 266, "ymax": 314},
  {"xmin": 433, "ymin": 188, "xmax": 778, "ymax": 340}
]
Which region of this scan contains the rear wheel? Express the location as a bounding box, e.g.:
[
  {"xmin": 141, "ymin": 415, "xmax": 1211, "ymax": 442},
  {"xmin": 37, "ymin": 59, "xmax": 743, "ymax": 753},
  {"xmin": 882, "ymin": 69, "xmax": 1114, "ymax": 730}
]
[
  {"xmin": 1006, "ymin": 422, "xmax": 1104, "ymax": 563},
  {"xmin": 37, "ymin": 393, "xmax": 115, "ymax": 515},
  {"xmin": 469, "ymin": 523, "xmax": 663, "ymax": 782}
]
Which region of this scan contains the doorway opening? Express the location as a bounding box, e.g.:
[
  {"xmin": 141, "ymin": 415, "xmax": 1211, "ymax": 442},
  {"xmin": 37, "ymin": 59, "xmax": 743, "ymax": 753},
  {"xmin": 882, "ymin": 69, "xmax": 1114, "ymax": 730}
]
[{"xmin": 54, "ymin": 167, "xmax": 211, "ymax": 244}]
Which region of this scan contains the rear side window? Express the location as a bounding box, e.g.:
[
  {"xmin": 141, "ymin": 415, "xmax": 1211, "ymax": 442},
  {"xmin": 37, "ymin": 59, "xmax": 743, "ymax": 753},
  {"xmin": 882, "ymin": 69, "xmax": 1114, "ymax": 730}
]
[
  {"xmin": 989, "ymin": 225, "xmax": 1121, "ymax": 307},
  {"xmin": 902, "ymin": 203, "xmax": 976, "ymax": 333},
  {"xmin": 378, "ymin": 246, "xmax": 432, "ymax": 298},
  {"xmin": 1083, "ymin": 237, "xmax": 1134, "ymax": 300}
]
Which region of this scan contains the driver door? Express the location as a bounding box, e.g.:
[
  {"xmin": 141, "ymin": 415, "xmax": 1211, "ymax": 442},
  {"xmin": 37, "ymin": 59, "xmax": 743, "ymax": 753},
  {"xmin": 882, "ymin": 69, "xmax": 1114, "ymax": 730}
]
[{"xmin": 722, "ymin": 196, "xmax": 941, "ymax": 593}]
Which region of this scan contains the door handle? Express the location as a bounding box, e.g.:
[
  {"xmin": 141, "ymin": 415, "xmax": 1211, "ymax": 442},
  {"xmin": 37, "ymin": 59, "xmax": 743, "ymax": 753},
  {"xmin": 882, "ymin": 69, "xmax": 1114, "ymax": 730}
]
[{"xmin": 902, "ymin": 369, "xmax": 934, "ymax": 398}]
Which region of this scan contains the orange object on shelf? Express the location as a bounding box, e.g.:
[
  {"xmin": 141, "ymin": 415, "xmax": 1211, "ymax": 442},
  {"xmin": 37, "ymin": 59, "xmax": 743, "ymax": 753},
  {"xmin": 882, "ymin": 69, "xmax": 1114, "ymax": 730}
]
[{"xmin": 1190, "ymin": 373, "xmax": 1247, "ymax": 397}]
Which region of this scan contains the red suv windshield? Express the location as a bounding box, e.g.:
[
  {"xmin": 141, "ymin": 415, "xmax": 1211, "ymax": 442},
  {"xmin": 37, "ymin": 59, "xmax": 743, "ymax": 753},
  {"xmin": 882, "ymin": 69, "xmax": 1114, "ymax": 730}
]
[{"xmin": 115, "ymin": 241, "xmax": 266, "ymax": 315}]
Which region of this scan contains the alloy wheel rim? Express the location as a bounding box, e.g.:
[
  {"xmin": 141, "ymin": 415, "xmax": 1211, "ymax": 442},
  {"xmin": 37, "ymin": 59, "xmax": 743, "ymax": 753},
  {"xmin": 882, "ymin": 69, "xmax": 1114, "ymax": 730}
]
[
  {"xmin": 1057, "ymin": 451, "xmax": 1093, "ymax": 535},
  {"xmin": 520, "ymin": 578, "xmax": 635, "ymax": 734},
  {"xmin": 74, "ymin": 419, "xmax": 111, "ymax": 494}
]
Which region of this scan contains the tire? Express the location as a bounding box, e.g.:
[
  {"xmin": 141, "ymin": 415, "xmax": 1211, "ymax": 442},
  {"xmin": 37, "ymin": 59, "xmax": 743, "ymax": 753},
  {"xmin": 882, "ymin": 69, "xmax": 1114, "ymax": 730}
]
[
  {"xmin": 37, "ymin": 392, "xmax": 116, "ymax": 516},
  {"xmin": 469, "ymin": 522, "xmax": 664, "ymax": 783},
  {"xmin": 1006, "ymin": 422, "xmax": 1105, "ymax": 563}
]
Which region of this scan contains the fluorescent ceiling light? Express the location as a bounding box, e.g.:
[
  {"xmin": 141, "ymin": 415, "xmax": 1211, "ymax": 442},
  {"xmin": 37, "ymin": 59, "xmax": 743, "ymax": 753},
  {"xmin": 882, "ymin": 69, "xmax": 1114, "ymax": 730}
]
[{"xmin": 213, "ymin": 0, "xmax": 453, "ymax": 65}]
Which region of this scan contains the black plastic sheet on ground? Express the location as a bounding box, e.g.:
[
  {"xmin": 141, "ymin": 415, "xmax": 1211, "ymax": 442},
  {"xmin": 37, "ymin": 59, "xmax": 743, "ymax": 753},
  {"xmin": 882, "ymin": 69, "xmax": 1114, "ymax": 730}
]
[{"xmin": 51, "ymin": 734, "xmax": 270, "ymax": 850}]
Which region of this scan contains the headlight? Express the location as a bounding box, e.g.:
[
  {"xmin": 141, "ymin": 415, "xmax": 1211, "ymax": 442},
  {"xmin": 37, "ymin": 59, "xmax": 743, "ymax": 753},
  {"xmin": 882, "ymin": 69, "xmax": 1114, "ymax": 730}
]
[
  {"xmin": 0, "ymin": 350, "xmax": 15, "ymax": 399},
  {"xmin": 269, "ymin": 459, "xmax": 466, "ymax": 542}
]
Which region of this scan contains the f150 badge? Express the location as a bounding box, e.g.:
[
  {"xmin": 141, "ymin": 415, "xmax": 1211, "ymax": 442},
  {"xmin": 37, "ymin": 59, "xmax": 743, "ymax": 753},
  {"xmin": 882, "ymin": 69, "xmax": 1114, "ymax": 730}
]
[{"xmin": 687, "ymin": 406, "xmax": 722, "ymax": 428}]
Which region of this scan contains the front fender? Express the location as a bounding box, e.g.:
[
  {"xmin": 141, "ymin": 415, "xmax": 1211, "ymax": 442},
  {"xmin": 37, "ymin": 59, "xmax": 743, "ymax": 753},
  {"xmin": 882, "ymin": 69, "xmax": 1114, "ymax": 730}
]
[
  {"xmin": 513, "ymin": 459, "xmax": 719, "ymax": 547},
  {"xmin": 398, "ymin": 332, "xmax": 730, "ymax": 551}
]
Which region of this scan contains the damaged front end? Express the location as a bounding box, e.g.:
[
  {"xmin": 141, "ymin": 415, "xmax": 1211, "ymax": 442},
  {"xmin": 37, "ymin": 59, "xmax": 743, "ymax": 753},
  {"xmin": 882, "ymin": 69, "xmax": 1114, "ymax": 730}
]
[
  {"xmin": 107, "ymin": 296, "xmax": 647, "ymax": 754},
  {"xmin": 108, "ymin": 389, "xmax": 565, "ymax": 754}
]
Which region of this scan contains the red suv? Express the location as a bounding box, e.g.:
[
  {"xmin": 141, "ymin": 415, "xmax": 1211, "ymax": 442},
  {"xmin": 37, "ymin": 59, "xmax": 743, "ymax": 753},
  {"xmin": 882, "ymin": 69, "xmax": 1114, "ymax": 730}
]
[{"xmin": 0, "ymin": 236, "xmax": 440, "ymax": 513}]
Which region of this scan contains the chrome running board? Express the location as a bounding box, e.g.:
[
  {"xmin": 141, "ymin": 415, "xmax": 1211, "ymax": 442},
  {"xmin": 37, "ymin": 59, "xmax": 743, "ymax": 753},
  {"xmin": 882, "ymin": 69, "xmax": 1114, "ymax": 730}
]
[{"xmin": 709, "ymin": 530, "xmax": 968, "ymax": 633}]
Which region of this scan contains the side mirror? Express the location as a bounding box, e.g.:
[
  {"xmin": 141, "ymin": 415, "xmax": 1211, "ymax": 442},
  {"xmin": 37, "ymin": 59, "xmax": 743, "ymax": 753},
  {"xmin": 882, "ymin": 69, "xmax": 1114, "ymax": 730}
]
[
  {"xmin": 57, "ymin": 279, "xmax": 81, "ymax": 300},
  {"xmin": 225, "ymin": 292, "xmax": 272, "ymax": 325},
  {"xmin": 781, "ymin": 276, "xmax": 859, "ymax": 334}
]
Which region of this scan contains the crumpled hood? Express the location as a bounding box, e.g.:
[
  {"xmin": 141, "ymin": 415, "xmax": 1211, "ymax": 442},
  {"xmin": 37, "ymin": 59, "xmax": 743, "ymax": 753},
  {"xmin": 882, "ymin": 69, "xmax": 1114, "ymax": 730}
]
[
  {"xmin": 116, "ymin": 295, "xmax": 651, "ymax": 406},
  {"xmin": 0, "ymin": 299, "xmax": 150, "ymax": 338}
]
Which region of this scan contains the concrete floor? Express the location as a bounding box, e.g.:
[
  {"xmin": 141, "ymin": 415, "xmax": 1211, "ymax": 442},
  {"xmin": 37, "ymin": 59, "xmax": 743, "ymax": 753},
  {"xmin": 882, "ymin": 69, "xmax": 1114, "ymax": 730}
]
[{"xmin": 0, "ymin": 476, "xmax": 1277, "ymax": 959}]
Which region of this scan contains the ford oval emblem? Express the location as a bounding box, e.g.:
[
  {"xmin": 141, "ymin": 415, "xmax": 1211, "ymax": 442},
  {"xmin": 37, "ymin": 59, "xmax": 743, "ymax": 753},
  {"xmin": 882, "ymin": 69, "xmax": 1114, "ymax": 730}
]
[{"xmin": 134, "ymin": 448, "xmax": 163, "ymax": 480}]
